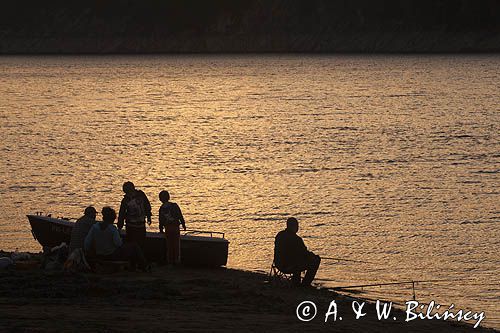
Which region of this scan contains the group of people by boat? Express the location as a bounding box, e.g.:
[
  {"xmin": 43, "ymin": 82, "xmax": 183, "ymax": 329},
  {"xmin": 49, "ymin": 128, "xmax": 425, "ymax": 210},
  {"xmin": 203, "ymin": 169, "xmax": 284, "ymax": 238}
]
[
  {"xmin": 67, "ymin": 181, "xmax": 321, "ymax": 286},
  {"xmin": 68, "ymin": 181, "xmax": 186, "ymax": 271}
]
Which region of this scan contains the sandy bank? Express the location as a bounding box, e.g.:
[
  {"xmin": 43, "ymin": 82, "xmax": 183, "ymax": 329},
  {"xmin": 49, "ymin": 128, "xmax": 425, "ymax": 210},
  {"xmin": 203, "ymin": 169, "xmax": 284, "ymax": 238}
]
[{"xmin": 0, "ymin": 251, "xmax": 496, "ymax": 332}]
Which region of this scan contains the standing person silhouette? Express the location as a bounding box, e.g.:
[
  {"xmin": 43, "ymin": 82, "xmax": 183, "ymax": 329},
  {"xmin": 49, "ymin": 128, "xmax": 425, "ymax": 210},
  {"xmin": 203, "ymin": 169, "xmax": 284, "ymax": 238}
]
[
  {"xmin": 159, "ymin": 190, "xmax": 186, "ymax": 265},
  {"xmin": 118, "ymin": 181, "xmax": 152, "ymax": 251}
]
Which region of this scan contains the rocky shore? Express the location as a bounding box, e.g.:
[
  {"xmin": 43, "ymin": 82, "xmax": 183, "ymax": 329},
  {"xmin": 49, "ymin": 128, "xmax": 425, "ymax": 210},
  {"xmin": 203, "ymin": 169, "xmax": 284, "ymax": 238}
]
[{"xmin": 0, "ymin": 250, "xmax": 496, "ymax": 332}]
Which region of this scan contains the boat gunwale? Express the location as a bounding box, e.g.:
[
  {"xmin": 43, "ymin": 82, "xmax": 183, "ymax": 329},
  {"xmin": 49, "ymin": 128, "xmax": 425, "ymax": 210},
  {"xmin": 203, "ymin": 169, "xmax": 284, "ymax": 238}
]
[{"xmin": 27, "ymin": 215, "xmax": 229, "ymax": 244}]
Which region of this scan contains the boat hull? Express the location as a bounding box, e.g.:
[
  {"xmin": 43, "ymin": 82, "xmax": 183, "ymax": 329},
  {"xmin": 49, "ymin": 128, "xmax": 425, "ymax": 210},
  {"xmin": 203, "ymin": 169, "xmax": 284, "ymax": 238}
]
[{"xmin": 27, "ymin": 215, "xmax": 229, "ymax": 267}]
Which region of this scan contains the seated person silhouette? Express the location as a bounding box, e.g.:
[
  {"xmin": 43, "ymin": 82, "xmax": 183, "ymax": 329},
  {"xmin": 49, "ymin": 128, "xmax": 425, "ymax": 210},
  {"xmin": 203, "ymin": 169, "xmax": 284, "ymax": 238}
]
[
  {"xmin": 274, "ymin": 217, "xmax": 321, "ymax": 286},
  {"xmin": 85, "ymin": 206, "xmax": 148, "ymax": 271},
  {"xmin": 69, "ymin": 206, "xmax": 97, "ymax": 253}
]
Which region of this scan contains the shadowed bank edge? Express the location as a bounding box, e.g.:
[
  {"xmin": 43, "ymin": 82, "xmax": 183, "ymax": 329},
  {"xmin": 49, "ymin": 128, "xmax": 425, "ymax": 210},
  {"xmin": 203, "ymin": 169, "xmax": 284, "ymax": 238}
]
[{"xmin": 0, "ymin": 250, "xmax": 496, "ymax": 332}]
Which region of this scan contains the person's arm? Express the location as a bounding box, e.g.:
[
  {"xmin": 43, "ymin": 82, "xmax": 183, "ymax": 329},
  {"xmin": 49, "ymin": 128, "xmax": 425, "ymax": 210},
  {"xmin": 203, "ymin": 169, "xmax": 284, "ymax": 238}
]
[
  {"xmin": 299, "ymin": 237, "xmax": 308, "ymax": 253},
  {"xmin": 297, "ymin": 236, "xmax": 311, "ymax": 261},
  {"xmin": 117, "ymin": 198, "xmax": 126, "ymax": 230},
  {"xmin": 143, "ymin": 191, "xmax": 152, "ymax": 225},
  {"xmin": 158, "ymin": 207, "xmax": 165, "ymax": 233},
  {"xmin": 111, "ymin": 226, "xmax": 123, "ymax": 248},
  {"xmin": 176, "ymin": 203, "xmax": 186, "ymax": 231}
]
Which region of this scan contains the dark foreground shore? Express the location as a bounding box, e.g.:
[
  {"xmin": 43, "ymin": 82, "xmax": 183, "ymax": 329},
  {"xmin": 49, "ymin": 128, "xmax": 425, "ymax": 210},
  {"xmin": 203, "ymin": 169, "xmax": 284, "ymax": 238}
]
[{"xmin": 0, "ymin": 251, "xmax": 496, "ymax": 332}]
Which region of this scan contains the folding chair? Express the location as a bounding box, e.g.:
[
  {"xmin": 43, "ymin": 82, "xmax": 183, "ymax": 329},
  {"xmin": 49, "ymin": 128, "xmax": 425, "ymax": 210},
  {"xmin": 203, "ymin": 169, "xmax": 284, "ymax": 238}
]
[{"xmin": 268, "ymin": 261, "xmax": 302, "ymax": 286}]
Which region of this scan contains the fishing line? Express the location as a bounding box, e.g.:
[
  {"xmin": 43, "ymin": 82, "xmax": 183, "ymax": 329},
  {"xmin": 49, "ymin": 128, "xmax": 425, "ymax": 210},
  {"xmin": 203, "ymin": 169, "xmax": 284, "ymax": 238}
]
[{"xmin": 321, "ymin": 257, "xmax": 377, "ymax": 264}]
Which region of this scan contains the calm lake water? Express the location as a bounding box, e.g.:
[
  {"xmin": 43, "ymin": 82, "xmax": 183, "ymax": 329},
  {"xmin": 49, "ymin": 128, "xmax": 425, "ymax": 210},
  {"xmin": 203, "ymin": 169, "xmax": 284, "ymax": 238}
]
[{"xmin": 0, "ymin": 55, "xmax": 499, "ymax": 328}]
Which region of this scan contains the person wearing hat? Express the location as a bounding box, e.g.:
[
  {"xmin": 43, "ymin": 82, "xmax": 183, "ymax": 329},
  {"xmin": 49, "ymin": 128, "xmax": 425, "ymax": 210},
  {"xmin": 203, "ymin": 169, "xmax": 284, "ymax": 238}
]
[{"xmin": 69, "ymin": 206, "xmax": 97, "ymax": 253}]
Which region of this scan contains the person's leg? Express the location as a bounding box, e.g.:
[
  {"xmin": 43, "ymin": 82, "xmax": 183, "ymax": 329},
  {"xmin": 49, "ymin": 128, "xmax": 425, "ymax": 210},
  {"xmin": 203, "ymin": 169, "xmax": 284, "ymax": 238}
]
[
  {"xmin": 125, "ymin": 226, "xmax": 147, "ymax": 260},
  {"xmin": 125, "ymin": 226, "xmax": 137, "ymax": 244},
  {"xmin": 291, "ymin": 272, "xmax": 301, "ymax": 286},
  {"xmin": 128, "ymin": 243, "xmax": 147, "ymax": 271},
  {"xmin": 136, "ymin": 226, "xmax": 146, "ymax": 251},
  {"xmin": 165, "ymin": 232, "xmax": 170, "ymax": 265},
  {"xmin": 173, "ymin": 226, "xmax": 181, "ymax": 265},
  {"xmin": 166, "ymin": 225, "xmax": 177, "ymax": 265},
  {"xmin": 115, "ymin": 243, "xmax": 147, "ymax": 271},
  {"xmin": 301, "ymin": 253, "xmax": 321, "ymax": 286}
]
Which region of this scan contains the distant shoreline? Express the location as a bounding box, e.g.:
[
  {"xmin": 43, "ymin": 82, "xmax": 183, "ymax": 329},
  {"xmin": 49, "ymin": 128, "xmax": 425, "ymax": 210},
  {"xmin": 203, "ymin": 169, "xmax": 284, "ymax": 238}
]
[
  {"xmin": 1, "ymin": 51, "xmax": 499, "ymax": 56},
  {"xmin": 2, "ymin": 1, "xmax": 499, "ymax": 55}
]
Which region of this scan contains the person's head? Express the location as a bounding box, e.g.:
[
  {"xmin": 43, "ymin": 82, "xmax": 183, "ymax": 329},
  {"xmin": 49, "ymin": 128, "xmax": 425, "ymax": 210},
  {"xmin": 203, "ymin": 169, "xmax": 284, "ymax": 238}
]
[
  {"xmin": 286, "ymin": 217, "xmax": 299, "ymax": 234},
  {"xmin": 159, "ymin": 190, "xmax": 170, "ymax": 203},
  {"xmin": 84, "ymin": 206, "xmax": 97, "ymax": 220},
  {"xmin": 122, "ymin": 181, "xmax": 136, "ymax": 195},
  {"xmin": 101, "ymin": 206, "xmax": 116, "ymax": 224}
]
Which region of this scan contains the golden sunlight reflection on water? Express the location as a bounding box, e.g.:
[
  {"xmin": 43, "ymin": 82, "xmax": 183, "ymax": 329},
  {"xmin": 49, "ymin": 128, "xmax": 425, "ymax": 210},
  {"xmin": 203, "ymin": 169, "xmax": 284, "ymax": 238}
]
[{"xmin": 0, "ymin": 55, "xmax": 499, "ymax": 327}]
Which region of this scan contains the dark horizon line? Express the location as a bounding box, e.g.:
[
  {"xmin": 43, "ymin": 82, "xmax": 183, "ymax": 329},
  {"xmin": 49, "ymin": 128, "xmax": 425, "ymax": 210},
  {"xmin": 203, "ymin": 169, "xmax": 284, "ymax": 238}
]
[{"xmin": 2, "ymin": 50, "xmax": 499, "ymax": 56}]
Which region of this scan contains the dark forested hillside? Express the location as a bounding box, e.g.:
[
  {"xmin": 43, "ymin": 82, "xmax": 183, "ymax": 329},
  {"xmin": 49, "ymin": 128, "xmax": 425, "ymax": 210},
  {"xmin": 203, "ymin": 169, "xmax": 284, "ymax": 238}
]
[{"xmin": 1, "ymin": 0, "xmax": 499, "ymax": 53}]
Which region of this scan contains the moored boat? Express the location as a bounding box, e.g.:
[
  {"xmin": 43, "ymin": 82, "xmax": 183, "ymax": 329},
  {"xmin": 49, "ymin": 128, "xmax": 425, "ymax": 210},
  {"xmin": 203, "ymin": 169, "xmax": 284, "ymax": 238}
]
[{"xmin": 27, "ymin": 214, "xmax": 229, "ymax": 267}]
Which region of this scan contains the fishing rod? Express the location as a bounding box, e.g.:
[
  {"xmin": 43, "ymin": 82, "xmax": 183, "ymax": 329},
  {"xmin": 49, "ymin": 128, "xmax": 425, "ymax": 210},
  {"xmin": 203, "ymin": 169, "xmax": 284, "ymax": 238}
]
[
  {"xmin": 331, "ymin": 279, "xmax": 455, "ymax": 290},
  {"xmin": 321, "ymin": 257, "xmax": 377, "ymax": 264},
  {"xmin": 329, "ymin": 279, "xmax": 458, "ymax": 300}
]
